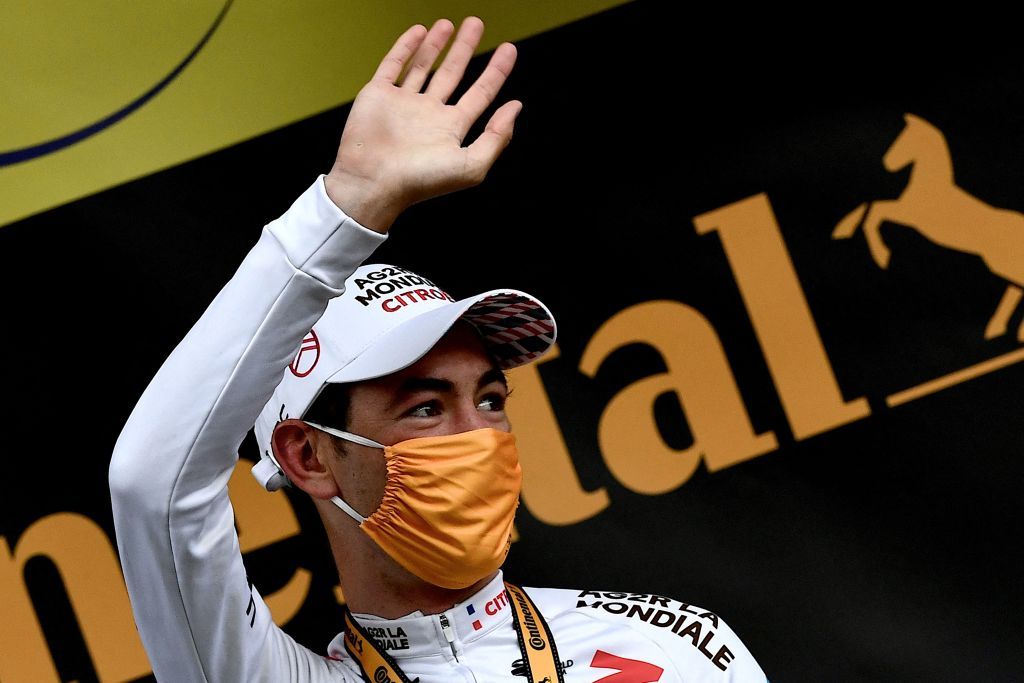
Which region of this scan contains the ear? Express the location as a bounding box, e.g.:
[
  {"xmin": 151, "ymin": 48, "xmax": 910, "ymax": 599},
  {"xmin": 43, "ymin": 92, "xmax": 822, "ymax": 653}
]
[{"xmin": 272, "ymin": 419, "xmax": 340, "ymax": 500}]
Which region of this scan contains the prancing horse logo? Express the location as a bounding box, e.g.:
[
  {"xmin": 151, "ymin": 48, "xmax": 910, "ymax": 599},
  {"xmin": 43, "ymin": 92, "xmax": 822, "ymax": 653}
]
[{"xmin": 833, "ymin": 112, "xmax": 1024, "ymax": 341}]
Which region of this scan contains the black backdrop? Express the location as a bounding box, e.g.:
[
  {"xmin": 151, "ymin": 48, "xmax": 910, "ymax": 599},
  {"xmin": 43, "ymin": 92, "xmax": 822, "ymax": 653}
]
[{"xmin": 2, "ymin": 3, "xmax": 1023, "ymax": 681}]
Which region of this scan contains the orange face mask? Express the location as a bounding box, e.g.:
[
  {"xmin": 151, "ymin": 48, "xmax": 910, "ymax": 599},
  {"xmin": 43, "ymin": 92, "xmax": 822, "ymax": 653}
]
[{"xmin": 305, "ymin": 422, "xmax": 521, "ymax": 590}]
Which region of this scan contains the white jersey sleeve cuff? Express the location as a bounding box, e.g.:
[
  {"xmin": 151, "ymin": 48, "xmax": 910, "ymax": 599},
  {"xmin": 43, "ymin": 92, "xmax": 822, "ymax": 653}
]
[{"xmin": 266, "ymin": 174, "xmax": 387, "ymax": 290}]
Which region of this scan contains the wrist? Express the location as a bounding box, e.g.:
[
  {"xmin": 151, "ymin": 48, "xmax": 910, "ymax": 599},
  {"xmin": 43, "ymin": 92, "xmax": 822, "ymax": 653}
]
[{"xmin": 323, "ymin": 169, "xmax": 403, "ymax": 234}]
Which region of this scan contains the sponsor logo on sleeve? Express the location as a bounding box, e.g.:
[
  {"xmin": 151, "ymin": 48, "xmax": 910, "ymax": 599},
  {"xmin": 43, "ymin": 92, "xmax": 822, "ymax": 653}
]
[
  {"xmin": 577, "ymin": 591, "xmax": 735, "ymax": 672},
  {"xmin": 289, "ymin": 330, "xmax": 320, "ymax": 377}
]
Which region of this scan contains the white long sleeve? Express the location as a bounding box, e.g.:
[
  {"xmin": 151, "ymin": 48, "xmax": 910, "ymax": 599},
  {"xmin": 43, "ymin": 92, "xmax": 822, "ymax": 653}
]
[{"xmin": 109, "ymin": 176, "xmax": 385, "ymax": 682}]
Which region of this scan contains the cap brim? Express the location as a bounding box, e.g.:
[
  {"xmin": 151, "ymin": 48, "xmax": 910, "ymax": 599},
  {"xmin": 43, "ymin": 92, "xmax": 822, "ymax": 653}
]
[{"xmin": 326, "ymin": 289, "xmax": 556, "ymax": 384}]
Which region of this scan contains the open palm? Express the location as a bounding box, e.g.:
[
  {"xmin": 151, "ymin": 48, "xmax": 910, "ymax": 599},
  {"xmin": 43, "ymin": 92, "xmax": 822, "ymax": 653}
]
[{"xmin": 326, "ymin": 18, "xmax": 521, "ymax": 231}]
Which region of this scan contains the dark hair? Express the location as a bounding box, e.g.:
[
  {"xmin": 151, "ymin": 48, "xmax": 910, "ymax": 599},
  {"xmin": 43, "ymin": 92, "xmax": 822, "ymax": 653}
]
[{"xmin": 303, "ymin": 383, "xmax": 351, "ymax": 431}]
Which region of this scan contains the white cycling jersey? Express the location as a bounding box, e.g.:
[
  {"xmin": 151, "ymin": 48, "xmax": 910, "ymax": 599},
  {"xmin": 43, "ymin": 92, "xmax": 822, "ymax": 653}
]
[
  {"xmin": 109, "ymin": 177, "xmax": 768, "ymax": 682},
  {"xmin": 330, "ymin": 570, "xmax": 767, "ymax": 682}
]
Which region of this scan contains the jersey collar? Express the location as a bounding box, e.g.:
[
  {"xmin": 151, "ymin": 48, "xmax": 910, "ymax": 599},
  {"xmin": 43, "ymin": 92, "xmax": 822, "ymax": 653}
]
[{"xmin": 327, "ymin": 571, "xmax": 514, "ymax": 659}]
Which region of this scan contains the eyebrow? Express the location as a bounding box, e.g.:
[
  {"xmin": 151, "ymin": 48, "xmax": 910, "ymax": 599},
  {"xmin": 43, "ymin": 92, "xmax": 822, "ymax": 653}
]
[{"xmin": 390, "ymin": 368, "xmax": 508, "ymax": 409}]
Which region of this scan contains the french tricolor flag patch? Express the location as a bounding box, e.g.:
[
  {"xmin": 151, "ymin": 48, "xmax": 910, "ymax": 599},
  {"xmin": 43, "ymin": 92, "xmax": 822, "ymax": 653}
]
[{"xmin": 466, "ymin": 604, "xmax": 483, "ymax": 630}]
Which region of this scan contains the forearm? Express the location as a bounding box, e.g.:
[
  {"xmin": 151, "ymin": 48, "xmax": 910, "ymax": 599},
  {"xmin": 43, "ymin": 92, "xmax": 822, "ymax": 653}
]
[{"xmin": 108, "ymin": 176, "xmax": 386, "ymax": 681}]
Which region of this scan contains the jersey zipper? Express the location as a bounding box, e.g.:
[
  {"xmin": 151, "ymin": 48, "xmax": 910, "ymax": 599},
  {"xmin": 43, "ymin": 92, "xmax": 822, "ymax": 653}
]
[{"xmin": 438, "ymin": 614, "xmax": 459, "ymax": 661}]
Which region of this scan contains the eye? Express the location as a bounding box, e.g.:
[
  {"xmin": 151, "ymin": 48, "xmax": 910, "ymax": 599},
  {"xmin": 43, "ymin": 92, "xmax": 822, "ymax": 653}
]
[
  {"xmin": 478, "ymin": 393, "xmax": 507, "ymax": 412},
  {"xmin": 406, "ymin": 401, "xmax": 440, "ymax": 418}
]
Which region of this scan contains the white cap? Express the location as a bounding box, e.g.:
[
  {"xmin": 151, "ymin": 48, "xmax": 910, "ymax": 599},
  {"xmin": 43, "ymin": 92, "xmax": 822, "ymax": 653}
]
[{"xmin": 252, "ymin": 263, "xmax": 557, "ymax": 490}]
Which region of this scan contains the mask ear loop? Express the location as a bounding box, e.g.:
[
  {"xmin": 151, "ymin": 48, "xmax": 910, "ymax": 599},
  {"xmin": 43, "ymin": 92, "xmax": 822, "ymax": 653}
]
[
  {"xmin": 303, "ymin": 420, "xmax": 385, "ymax": 524},
  {"xmin": 304, "ymin": 420, "xmax": 386, "ymax": 449},
  {"xmin": 330, "ymin": 495, "xmax": 368, "ymax": 523}
]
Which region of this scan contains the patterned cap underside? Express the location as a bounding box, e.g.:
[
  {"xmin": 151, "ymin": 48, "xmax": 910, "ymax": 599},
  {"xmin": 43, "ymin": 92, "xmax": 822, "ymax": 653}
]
[{"xmin": 462, "ymin": 294, "xmax": 555, "ymax": 368}]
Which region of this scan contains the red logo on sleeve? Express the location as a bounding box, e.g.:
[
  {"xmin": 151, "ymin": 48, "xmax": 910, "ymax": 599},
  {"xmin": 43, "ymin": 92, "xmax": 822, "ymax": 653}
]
[{"xmin": 289, "ymin": 330, "xmax": 320, "ymax": 377}]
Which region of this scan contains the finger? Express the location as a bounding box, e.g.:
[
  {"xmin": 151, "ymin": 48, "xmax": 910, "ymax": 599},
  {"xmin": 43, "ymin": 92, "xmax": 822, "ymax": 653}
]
[
  {"xmin": 463, "ymin": 99, "xmax": 522, "ymax": 182},
  {"xmin": 399, "ymin": 19, "xmax": 454, "ymax": 91},
  {"xmin": 373, "ymin": 23, "xmax": 428, "ymax": 83},
  {"xmin": 424, "ymin": 16, "xmax": 485, "ymax": 102},
  {"xmin": 454, "ymin": 42, "xmax": 517, "ymax": 134}
]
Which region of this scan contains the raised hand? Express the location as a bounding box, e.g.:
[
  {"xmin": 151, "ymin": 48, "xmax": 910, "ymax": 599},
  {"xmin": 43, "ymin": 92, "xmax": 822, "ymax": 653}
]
[{"xmin": 324, "ymin": 17, "xmax": 521, "ymax": 233}]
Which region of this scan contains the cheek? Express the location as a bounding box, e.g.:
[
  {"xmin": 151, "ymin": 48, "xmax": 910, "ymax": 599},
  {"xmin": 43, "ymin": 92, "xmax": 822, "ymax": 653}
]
[
  {"xmin": 340, "ymin": 449, "xmax": 388, "ymax": 511},
  {"xmin": 489, "ymin": 408, "xmax": 512, "ymax": 432}
]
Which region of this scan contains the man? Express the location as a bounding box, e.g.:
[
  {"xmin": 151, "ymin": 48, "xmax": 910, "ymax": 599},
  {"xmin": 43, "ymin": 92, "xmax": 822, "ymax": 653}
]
[{"xmin": 110, "ymin": 16, "xmax": 767, "ymax": 682}]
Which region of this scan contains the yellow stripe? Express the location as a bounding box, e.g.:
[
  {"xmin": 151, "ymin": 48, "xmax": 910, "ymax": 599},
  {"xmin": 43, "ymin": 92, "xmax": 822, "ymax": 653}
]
[
  {"xmin": 1, "ymin": 0, "xmax": 630, "ymax": 228},
  {"xmin": 343, "ymin": 611, "xmax": 409, "ymax": 682},
  {"xmin": 506, "ymin": 583, "xmax": 560, "ymax": 683}
]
